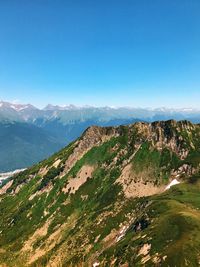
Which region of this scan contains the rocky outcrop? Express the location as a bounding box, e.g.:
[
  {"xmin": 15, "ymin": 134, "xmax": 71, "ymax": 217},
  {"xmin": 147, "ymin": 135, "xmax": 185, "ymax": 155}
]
[
  {"xmin": 132, "ymin": 120, "xmax": 198, "ymax": 159},
  {"xmin": 62, "ymin": 126, "xmax": 119, "ymax": 174}
]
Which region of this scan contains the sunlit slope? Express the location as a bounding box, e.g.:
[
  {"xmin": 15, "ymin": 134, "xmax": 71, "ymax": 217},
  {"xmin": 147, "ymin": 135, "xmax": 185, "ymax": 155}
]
[{"xmin": 0, "ymin": 120, "xmax": 200, "ymax": 266}]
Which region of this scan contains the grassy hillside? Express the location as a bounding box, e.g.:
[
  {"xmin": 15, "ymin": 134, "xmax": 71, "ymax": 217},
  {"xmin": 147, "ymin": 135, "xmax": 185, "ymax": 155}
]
[{"xmin": 0, "ymin": 120, "xmax": 200, "ymax": 266}]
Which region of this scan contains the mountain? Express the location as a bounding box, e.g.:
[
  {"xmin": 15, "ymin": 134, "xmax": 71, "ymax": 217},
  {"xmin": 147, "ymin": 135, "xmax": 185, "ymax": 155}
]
[
  {"xmin": 1, "ymin": 100, "xmax": 200, "ymax": 172},
  {"xmin": 0, "ymin": 101, "xmax": 142, "ymax": 171},
  {"xmin": 1, "ymin": 101, "xmax": 200, "ymax": 125},
  {"xmin": 0, "ymin": 101, "xmax": 42, "ymax": 122},
  {"xmin": 0, "ymin": 120, "xmax": 200, "ymax": 266},
  {"xmin": 0, "ymin": 122, "xmax": 65, "ymax": 172}
]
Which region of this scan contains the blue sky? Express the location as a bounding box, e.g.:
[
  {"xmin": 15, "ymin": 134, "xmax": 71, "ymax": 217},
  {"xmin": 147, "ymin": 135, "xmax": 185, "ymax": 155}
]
[{"xmin": 0, "ymin": 0, "xmax": 200, "ymax": 108}]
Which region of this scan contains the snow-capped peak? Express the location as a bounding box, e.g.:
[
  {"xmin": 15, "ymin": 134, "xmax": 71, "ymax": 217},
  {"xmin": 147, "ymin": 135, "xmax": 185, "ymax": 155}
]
[{"xmin": 0, "ymin": 101, "xmax": 37, "ymax": 112}]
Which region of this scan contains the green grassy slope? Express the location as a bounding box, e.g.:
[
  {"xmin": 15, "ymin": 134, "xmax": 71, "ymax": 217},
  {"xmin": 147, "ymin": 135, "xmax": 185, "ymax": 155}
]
[{"xmin": 0, "ymin": 120, "xmax": 200, "ymax": 267}]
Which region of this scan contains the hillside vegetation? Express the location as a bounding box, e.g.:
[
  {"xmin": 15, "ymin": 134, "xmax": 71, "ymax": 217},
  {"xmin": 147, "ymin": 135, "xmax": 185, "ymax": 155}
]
[{"xmin": 0, "ymin": 120, "xmax": 200, "ymax": 267}]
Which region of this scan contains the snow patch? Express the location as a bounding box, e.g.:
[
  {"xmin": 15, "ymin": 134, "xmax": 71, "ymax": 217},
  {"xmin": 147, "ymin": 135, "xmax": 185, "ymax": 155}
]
[
  {"xmin": 10, "ymin": 104, "xmax": 30, "ymax": 111},
  {"xmin": 93, "ymin": 262, "xmax": 100, "ymax": 267},
  {"xmin": 165, "ymin": 179, "xmax": 180, "ymax": 191}
]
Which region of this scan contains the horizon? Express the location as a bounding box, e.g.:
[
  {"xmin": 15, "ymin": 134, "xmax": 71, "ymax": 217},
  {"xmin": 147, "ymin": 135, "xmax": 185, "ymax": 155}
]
[
  {"xmin": 1, "ymin": 0, "xmax": 200, "ymax": 109},
  {"xmin": 0, "ymin": 99, "xmax": 200, "ymax": 112}
]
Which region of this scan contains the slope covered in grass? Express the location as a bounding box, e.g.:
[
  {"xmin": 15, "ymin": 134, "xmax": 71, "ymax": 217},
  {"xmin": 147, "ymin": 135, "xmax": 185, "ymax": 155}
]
[{"xmin": 0, "ymin": 120, "xmax": 200, "ymax": 266}]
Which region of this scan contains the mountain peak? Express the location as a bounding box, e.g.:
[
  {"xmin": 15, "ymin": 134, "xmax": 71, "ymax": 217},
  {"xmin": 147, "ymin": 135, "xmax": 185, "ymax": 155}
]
[
  {"xmin": 0, "ymin": 120, "xmax": 200, "ymax": 266},
  {"xmin": 0, "ymin": 101, "xmax": 37, "ymax": 111},
  {"xmin": 43, "ymin": 104, "xmax": 78, "ymax": 111}
]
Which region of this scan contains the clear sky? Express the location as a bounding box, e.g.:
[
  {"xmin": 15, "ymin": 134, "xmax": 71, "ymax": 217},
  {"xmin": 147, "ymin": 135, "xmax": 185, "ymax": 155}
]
[{"xmin": 0, "ymin": 0, "xmax": 200, "ymax": 108}]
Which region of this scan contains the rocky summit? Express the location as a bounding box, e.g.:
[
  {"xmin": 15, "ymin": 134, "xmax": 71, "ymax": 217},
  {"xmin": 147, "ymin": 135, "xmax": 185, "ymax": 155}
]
[{"xmin": 1, "ymin": 120, "xmax": 200, "ymax": 267}]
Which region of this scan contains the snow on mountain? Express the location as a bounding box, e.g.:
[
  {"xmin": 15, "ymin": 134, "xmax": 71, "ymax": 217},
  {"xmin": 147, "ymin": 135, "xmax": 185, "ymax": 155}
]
[
  {"xmin": 0, "ymin": 101, "xmax": 37, "ymax": 112},
  {"xmin": 0, "ymin": 100, "xmax": 200, "ymax": 124}
]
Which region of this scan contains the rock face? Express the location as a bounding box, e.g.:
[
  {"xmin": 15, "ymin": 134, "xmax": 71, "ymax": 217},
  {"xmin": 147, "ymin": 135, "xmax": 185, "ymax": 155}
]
[
  {"xmin": 62, "ymin": 126, "xmax": 118, "ymax": 174},
  {"xmin": 0, "ymin": 120, "xmax": 200, "ymax": 267},
  {"xmin": 133, "ymin": 120, "xmax": 195, "ymax": 157}
]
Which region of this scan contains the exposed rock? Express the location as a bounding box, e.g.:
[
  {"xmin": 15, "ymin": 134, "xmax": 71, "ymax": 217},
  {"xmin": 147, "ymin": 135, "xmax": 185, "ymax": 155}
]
[
  {"xmin": 116, "ymin": 163, "xmax": 164, "ymax": 198},
  {"xmin": 62, "ymin": 126, "xmax": 118, "ymax": 175},
  {"xmin": 62, "ymin": 165, "xmax": 95, "ymax": 194},
  {"xmin": 0, "ymin": 180, "xmax": 13, "ymax": 195},
  {"xmin": 138, "ymin": 243, "xmax": 151, "ymax": 256}
]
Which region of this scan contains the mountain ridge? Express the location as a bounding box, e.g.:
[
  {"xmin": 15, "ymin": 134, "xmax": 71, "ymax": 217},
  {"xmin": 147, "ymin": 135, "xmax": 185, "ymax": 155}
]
[
  {"xmin": 1, "ymin": 120, "xmax": 200, "ymax": 266},
  {"xmin": 1, "ymin": 100, "xmax": 200, "ymax": 112},
  {"xmin": 1, "ymin": 100, "xmax": 200, "ymax": 123}
]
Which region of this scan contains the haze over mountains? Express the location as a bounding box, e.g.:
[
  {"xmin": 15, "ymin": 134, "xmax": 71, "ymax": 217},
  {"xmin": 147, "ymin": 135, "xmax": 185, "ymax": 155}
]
[
  {"xmin": 1, "ymin": 100, "xmax": 200, "ymax": 172},
  {"xmin": 1, "ymin": 100, "xmax": 200, "ymax": 123}
]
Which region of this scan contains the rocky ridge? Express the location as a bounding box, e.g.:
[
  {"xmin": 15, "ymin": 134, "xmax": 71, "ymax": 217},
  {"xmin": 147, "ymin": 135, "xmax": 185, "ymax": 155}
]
[{"xmin": 0, "ymin": 120, "xmax": 200, "ymax": 266}]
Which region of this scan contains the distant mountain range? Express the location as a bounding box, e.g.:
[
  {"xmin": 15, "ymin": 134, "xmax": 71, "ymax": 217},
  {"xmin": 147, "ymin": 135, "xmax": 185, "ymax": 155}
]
[
  {"xmin": 1, "ymin": 101, "xmax": 200, "ymax": 124},
  {"xmin": 0, "ymin": 100, "xmax": 200, "ymax": 171}
]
